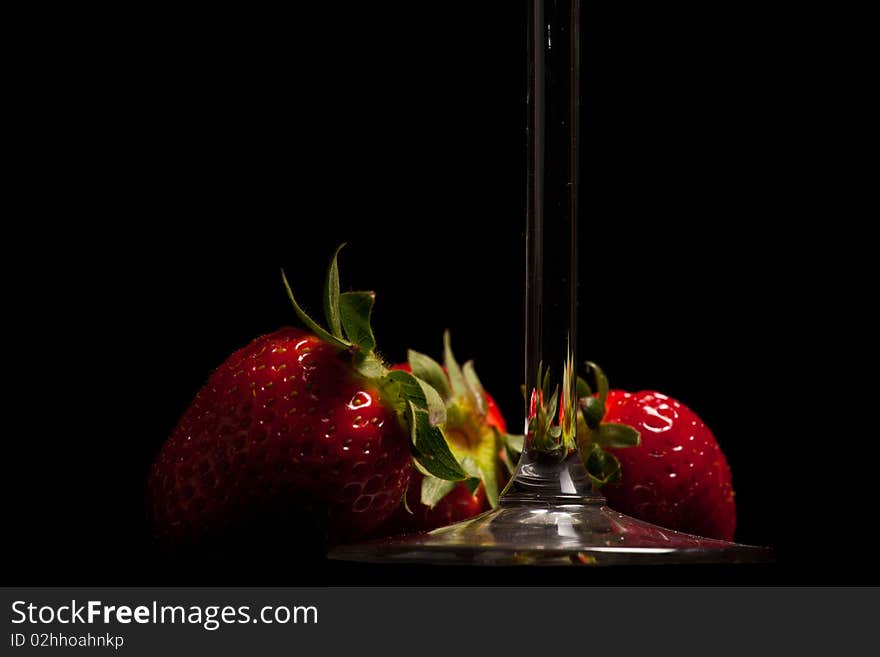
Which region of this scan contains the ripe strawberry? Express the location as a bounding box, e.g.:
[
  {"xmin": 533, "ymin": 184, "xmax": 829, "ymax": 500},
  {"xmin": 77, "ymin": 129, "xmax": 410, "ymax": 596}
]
[
  {"xmin": 506, "ymin": 361, "xmax": 735, "ymax": 541},
  {"xmin": 148, "ymin": 327, "xmax": 410, "ymax": 544},
  {"xmin": 148, "ymin": 247, "xmax": 470, "ymax": 546},
  {"xmin": 377, "ymin": 333, "xmax": 511, "ymax": 535},
  {"xmin": 600, "ymin": 389, "xmax": 737, "ymax": 541}
]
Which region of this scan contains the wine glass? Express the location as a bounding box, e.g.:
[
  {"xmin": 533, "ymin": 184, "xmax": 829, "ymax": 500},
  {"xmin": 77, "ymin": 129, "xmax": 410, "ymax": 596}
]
[{"xmin": 330, "ymin": 0, "xmax": 770, "ymax": 565}]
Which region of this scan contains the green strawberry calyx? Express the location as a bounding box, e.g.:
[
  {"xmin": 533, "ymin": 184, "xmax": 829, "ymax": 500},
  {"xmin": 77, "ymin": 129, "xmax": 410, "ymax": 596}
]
[
  {"xmin": 281, "ymin": 245, "xmax": 471, "ymax": 485},
  {"xmin": 575, "ymin": 362, "xmax": 641, "ymax": 487},
  {"xmin": 405, "ymin": 331, "xmax": 502, "ymax": 510},
  {"xmin": 506, "ymin": 361, "xmax": 642, "ymax": 488}
]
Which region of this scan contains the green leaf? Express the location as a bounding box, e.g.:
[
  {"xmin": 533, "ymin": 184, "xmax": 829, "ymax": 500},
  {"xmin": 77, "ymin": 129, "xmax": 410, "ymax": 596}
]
[
  {"xmin": 585, "ymin": 443, "xmax": 622, "ymax": 487},
  {"xmin": 585, "ymin": 361, "xmax": 608, "ymax": 407},
  {"xmin": 541, "ymin": 366, "xmax": 551, "ymax": 398},
  {"xmin": 596, "ymin": 422, "xmax": 641, "ymax": 448},
  {"xmin": 458, "ymin": 456, "xmax": 483, "ymax": 495},
  {"xmin": 412, "ymin": 458, "xmax": 432, "ymax": 477},
  {"xmin": 535, "ymin": 397, "xmax": 548, "ymax": 442},
  {"xmin": 420, "ymin": 475, "xmax": 457, "ymax": 509},
  {"xmin": 495, "ymin": 430, "xmax": 521, "ymax": 475},
  {"xmin": 443, "ymin": 330, "xmax": 468, "ymax": 398},
  {"xmin": 414, "ymin": 376, "xmax": 447, "ymax": 427},
  {"xmin": 576, "ymin": 418, "xmax": 595, "ymax": 457},
  {"xmin": 384, "ymin": 369, "xmax": 428, "ymax": 411},
  {"xmin": 500, "ymin": 445, "xmax": 517, "ymax": 476},
  {"xmin": 281, "ymin": 269, "xmax": 350, "ymax": 349},
  {"xmin": 472, "ymin": 430, "xmax": 500, "ymax": 507},
  {"xmin": 339, "ymin": 291, "xmax": 376, "ymax": 352},
  {"xmin": 504, "ymin": 433, "xmax": 524, "ymax": 454},
  {"xmin": 408, "ymin": 349, "xmax": 451, "ymax": 401},
  {"xmin": 323, "ymin": 243, "xmax": 345, "ymax": 339},
  {"xmin": 459, "ymin": 455, "xmax": 481, "ymax": 478},
  {"xmin": 546, "ymin": 385, "xmax": 559, "ymax": 421},
  {"xmin": 576, "ymin": 375, "xmax": 592, "ymax": 399},
  {"xmin": 406, "ymin": 401, "xmax": 468, "ymax": 481},
  {"xmin": 462, "ymin": 360, "xmax": 488, "ymax": 415},
  {"xmin": 580, "ymin": 396, "xmax": 605, "ymax": 430}
]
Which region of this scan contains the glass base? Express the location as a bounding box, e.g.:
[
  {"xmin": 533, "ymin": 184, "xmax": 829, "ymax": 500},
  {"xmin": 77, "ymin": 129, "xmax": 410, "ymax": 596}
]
[{"xmin": 329, "ymin": 498, "xmax": 773, "ymax": 566}]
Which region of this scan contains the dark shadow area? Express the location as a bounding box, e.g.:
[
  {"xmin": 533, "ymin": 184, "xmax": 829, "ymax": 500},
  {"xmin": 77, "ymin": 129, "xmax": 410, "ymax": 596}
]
[{"xmin": 8, "ymin": 2, "xmax": 838, "ymax": 587}]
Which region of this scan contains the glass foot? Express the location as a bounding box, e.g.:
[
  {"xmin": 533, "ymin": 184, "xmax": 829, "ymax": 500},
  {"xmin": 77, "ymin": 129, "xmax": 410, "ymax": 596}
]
[{"xmin": 329, "ymin": 499, "xmax": 772, "ymax": 566}]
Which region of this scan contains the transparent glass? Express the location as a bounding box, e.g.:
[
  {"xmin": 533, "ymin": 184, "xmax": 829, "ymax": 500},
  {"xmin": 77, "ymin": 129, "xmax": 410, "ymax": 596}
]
[{"xmin": 330, "ymin": 0, "xmax": 770, "ymax": 566}]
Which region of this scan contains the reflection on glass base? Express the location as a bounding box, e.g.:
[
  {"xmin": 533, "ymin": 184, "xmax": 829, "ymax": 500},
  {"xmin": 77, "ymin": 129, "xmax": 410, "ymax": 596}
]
[{"xmin": 329, "ymin": 500, "xmax": 773, "ymax": 566}]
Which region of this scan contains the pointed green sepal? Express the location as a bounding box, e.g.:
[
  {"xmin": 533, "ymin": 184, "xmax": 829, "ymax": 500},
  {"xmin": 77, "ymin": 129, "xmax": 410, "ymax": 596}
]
[
  {"xmin": 585, "ymin": 361, "xmax": 609, "ymax": 407},
  {"xmin": 384, "ymin": 370, "xmax": 462, "ymax": 479},
  {"xmin": 576, "ymin": 375, "xmax": 592, "ymax": 399},
  {"xmin": 443, "ymin": 330, "xmax": 468, "ymax": 398},
  {"xmin": 323, "ymin": 243, "xmax": 346, "ymax": 339},
  {"xmin": 406, "ymin": 400, "xmax": 469, "ymax": 481},
  {"xmin": 414, "ymin": 376, "xmax": 447, "ymax": 427},
  {"xmin": 420, "ymin": 475, "xmax": 458, "ymax": 509},
  {"xmin": 412, "ymin": 458, "xmax": 433, "ymax": 477},
  {"xmin": 576, "ymin": 422, "xmax": 595, "ymax": 460},
  {"xmin": 408, "ymin": 349, "xmax": 452, "ymax": 401},
  {"xmin": 585, "ymin": 443, "xmax": 622, "ymax": 487},
  {"xmin": 384, "ymin": 369, "xmax": 429, "ymax": 412},
  {"xmin": 339, "ymin": 291, "xmax": 376, "ymax": 352},
  {"xmin": 281, "ymin": 269, "xmax": 350, "ymax": 349},
  {"xmin": 458, "ymin": 456, "xmax": 484, "ymax": 495},
  {"xmin": 595, "ymin": 422, "xmax": 641, "ymax": 448},
  {"xmin": 503, "ymin": 433, "xmax": 524, "ymax": 454},
  {"xmin": 474, "ymin": 431, "xmax": 500, "ymax": 506},
  {"xmin": 546, "ymin": 385, "xmax": 559, "ymax": 423},
  {"xmin": 580, "ymin": 396, "xmax": 605, "ymax": 430},
  {"xmin": 463, "ymin": 360, "xmax": 488, "ymax": 416}
]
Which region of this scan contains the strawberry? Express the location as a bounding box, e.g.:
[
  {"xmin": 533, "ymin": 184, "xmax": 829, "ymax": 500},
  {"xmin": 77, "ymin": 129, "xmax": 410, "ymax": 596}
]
[
  {"xmin": 148, "ymin": 247, "xmax": 470, "ymax": 546},
  {"xmin": 600, "ymin": 389, "xmax": 737, "ymax": 541},
  {"xmin": 377, "ymin": 333, "xmax": 511, "ymax": 535},
  {"xmin": 506, "ymin": 361, "xmax": 735, "ymax": 541}
]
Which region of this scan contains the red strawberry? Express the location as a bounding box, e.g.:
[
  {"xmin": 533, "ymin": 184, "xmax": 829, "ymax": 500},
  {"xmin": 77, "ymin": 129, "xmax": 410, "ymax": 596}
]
[
  {"xmin": 377, "ymin": 333, "xmax": 511, "ymax": 535},
  {"xmin": 148, "ymin": 327, "xmax": 410, "ymax": 544},
  {"xmin": 506, "ymin": 361, "xmax": 736, "ymax": 541},
  {"xmin": 148, "ymin": 247, "xmax": 469, "ymax": 546},
  {"xmin": 601, "ymin": 389, "xmax": 737, "ymax": 541}
]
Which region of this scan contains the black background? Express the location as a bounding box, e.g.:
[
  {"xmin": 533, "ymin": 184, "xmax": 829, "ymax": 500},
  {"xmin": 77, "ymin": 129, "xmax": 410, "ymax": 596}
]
[{"xmin": 8, "ymin": 2, "xmax": 853, "ymax": 585}]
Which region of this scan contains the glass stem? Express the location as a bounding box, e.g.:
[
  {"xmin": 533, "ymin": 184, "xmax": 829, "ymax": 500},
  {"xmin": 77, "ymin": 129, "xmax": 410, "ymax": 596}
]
[{"xmin": 502, "ymin": 0, "xmax": 597, "ymax": 503}]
